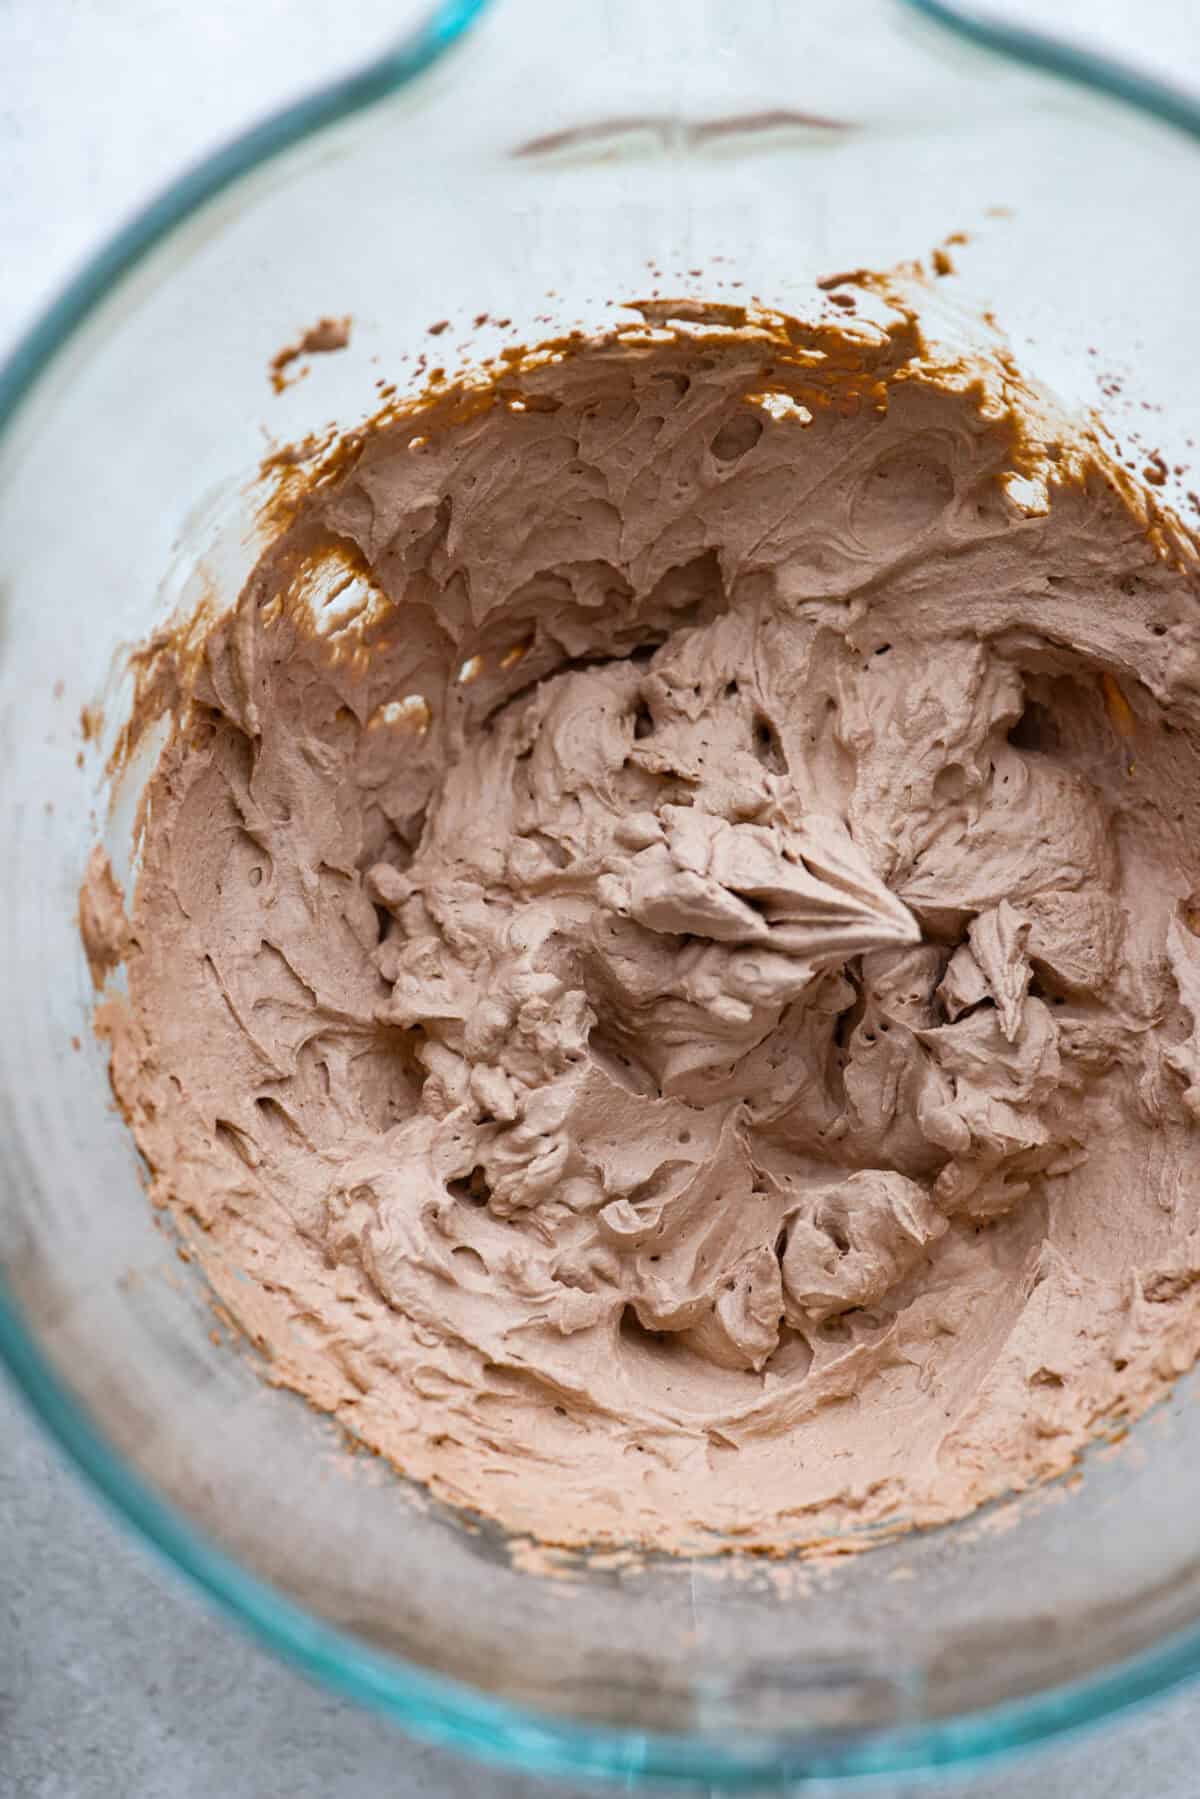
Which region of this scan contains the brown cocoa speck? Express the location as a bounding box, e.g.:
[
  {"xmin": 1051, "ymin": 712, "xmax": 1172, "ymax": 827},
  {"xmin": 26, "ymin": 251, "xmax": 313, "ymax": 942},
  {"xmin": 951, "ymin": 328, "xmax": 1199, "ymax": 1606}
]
[
  {"xmin": 268, "ymin": 315, "xmax": 351, "ymax": 392},
  {"xmin": 816, "ymin": 268, "xmax": 869, "ymax": 291}
]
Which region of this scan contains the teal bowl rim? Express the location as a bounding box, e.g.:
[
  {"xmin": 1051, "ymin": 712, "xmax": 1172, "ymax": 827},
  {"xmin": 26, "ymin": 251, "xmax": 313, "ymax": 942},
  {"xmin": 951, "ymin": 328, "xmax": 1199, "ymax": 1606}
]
[{"xmin": 3, "ymin": 0, "xmax": 1200, "ymax": 1784}]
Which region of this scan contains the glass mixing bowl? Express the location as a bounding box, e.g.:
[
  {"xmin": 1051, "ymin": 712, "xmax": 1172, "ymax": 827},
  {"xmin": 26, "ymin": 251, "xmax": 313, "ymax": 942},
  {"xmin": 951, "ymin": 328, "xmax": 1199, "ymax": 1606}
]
[{"xmin": 3, "ymin": 0, "xmax": 1200, "ymax": 1785}]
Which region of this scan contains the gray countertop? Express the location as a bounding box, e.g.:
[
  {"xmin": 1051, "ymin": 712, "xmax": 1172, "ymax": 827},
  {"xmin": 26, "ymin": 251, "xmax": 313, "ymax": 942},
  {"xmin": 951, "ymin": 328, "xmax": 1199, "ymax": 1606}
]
[{"xmin": 4, "ymin": 4, "xmax": 1200, "ymax": 1793}]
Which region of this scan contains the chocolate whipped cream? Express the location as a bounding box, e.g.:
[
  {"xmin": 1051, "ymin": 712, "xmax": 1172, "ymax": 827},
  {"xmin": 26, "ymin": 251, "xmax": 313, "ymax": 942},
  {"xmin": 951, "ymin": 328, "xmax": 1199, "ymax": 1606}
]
[{"xmin": 90, "ymin": 286, "xmax": 1200, "ymax": 1555}]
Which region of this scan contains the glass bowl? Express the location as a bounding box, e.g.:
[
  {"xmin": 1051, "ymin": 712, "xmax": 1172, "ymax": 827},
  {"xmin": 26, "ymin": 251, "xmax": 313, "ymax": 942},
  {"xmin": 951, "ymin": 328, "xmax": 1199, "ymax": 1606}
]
[{"xmin": 3, "ymin": 0, "xmax": 1200, "ymax": 1785}]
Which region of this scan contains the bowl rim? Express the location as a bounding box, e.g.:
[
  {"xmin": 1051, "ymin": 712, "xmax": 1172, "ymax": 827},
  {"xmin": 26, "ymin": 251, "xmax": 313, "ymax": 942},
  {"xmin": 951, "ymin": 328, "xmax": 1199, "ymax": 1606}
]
[{"xmin": 3, "ymin": 0, "xmax": 1200, "ymax": 1784}]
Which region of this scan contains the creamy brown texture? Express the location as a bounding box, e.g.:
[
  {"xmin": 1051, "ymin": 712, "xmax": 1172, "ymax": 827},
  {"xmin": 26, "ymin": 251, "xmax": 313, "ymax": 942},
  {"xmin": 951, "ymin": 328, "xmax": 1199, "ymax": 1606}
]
[
  {"xmin": 94, "ymin": 290, "xmax": 1200, "ymax": 1554},
  {"xmin": 80, "ymin": 845, "xmax": 131, "ymax": 988}
]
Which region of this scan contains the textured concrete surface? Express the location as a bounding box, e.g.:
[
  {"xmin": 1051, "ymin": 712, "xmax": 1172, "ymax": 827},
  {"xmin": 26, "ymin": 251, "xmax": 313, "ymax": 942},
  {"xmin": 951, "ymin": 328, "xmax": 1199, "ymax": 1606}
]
[{"xmin": 5, "ymin": 4, "xmax": 1200, "ymax": 1795}]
